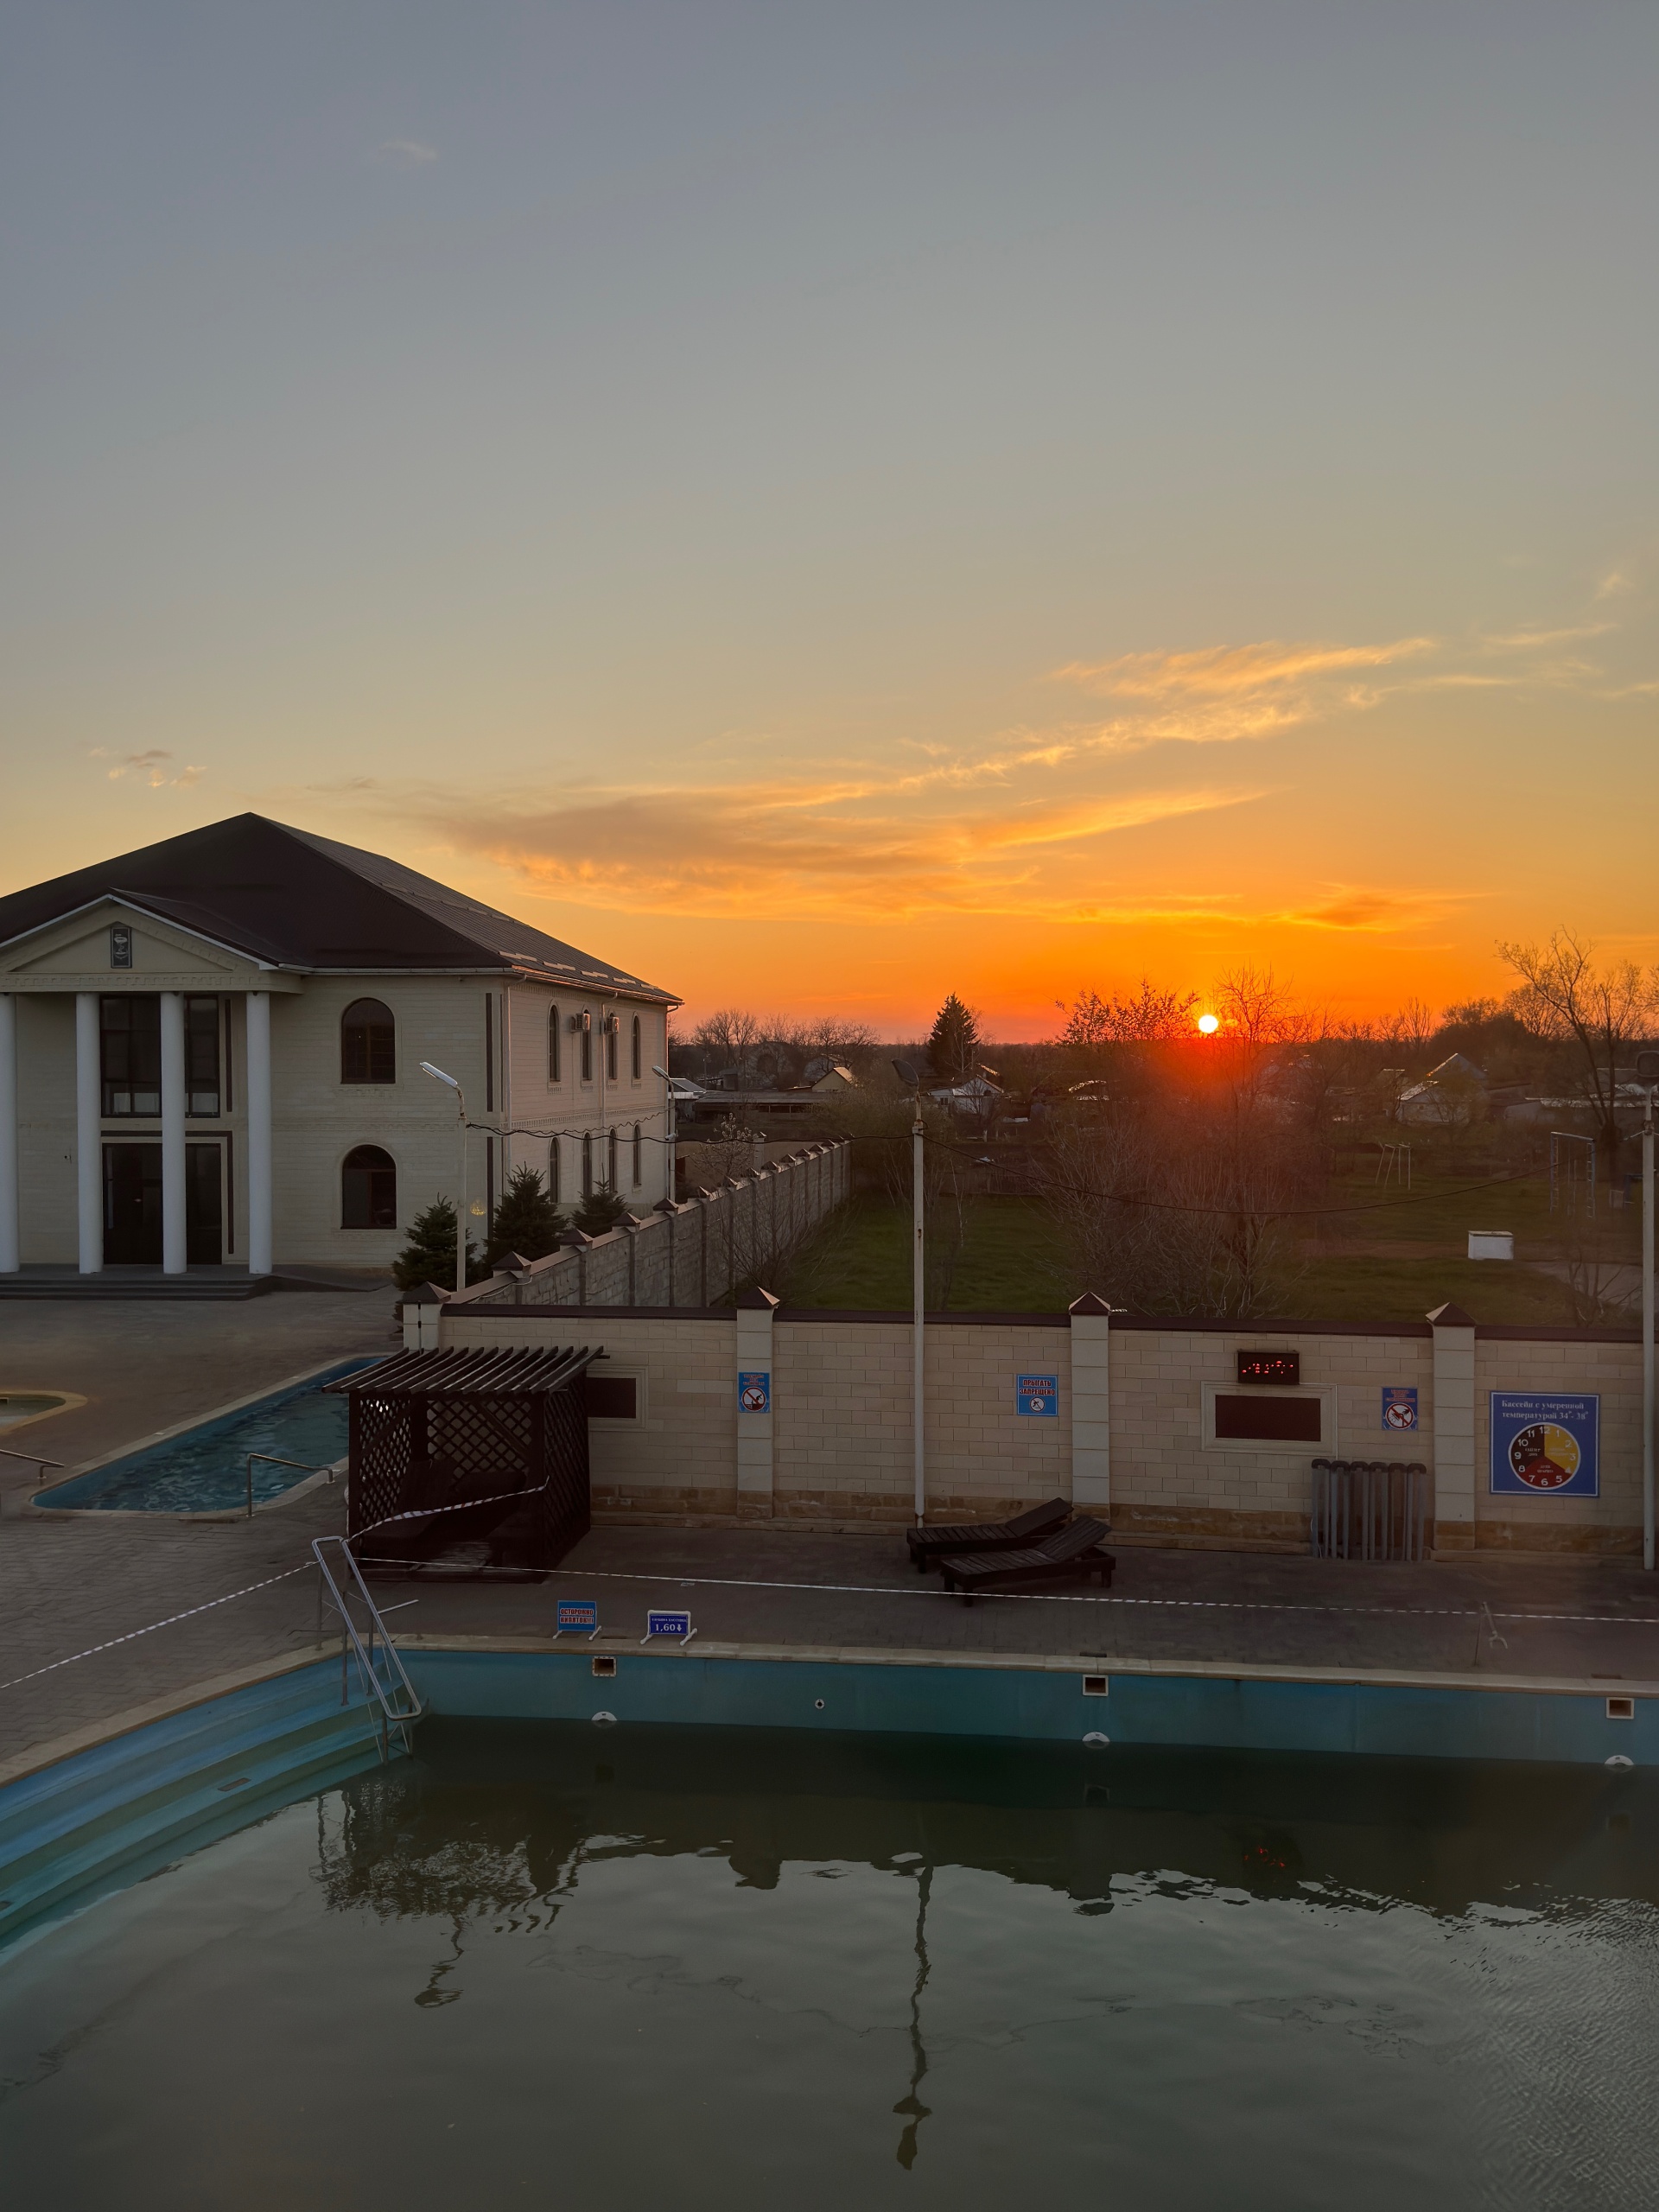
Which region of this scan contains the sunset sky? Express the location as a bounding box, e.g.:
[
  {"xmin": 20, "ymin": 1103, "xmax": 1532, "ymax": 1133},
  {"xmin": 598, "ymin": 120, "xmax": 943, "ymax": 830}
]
[{"xmin": 3, "ymin": 3, "xmax": 1655, "ymax": 1036}]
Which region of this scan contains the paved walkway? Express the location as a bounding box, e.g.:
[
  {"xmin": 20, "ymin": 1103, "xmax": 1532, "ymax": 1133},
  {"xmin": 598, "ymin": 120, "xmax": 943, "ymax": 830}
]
[{"xmin": 3, "ymin": 1293, "xmax": 1659, "ymax": 1777}]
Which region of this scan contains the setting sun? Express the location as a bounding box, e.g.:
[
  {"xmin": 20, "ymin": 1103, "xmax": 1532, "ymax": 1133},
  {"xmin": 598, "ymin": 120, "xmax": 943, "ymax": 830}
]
[{"xmin": 1197, "ymin": 1013, "xmax": 1220, "ymax": 1035}]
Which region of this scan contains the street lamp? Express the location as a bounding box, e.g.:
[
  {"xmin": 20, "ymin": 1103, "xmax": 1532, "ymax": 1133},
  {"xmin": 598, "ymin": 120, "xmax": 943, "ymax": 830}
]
[
  {"xmin": 1637, "ymin": 1049, "xmax": 1659, "ymax": 1571},
  {"xmin": 420, "ymin": 1061, "xmax": 468, "ymax": 1297},
  {"xmin": 893, "ymin": 1058, "xmax": 925, "ymax": 1526},
  {"xmin": 652, "ymin": 1065, "xmax": 677, "ymax": 1202}
]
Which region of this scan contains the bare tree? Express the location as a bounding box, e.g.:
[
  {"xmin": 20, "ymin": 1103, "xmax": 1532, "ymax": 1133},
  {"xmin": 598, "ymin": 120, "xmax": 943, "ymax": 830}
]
[
  {"xmin": 693, "ymin": 1007, "xmax": 763, "ymax": 1088},
  {"xmin": 1055, "ymin": 980, "xmax": 1198, "ymax": 1046},
  {"xmin": 1497, "ymin": 931, "xmax": 1656, "ymax": 1174}
]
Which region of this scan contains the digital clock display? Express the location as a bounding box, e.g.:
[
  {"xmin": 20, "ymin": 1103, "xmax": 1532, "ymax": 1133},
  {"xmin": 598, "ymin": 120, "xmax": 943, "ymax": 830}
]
[{"xmin": 1236, "ymin": 1350, "xmax": 1300, "ymax": 1386}]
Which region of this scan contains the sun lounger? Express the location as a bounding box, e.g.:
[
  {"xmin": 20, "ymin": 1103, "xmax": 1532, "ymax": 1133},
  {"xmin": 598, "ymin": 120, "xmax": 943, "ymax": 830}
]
[
  {"xmin": 906, "ymin": 1497, "xmax": 1070, "ymax": 1572},
  {"xmin": 937, "ymin": 1515, "xmax": 1116, "ymax": 1600}
]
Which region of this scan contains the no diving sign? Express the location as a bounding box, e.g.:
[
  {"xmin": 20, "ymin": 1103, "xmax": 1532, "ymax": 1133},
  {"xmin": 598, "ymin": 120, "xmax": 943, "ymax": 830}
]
[{"xmin": 1017, "ymin": 1374, "xmax": 1058, "ymax": 1418}]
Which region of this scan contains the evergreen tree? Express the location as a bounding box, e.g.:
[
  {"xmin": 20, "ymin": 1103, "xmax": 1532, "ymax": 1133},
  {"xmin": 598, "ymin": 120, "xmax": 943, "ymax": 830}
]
[
  {"xmin": 486, "ymin": 1162, "xmax": 564, "ymax": 1267},
  {"xmin": 925, "ymin": 994, "xmax": 982, "ymax": 1085},
  {"xmin": 392, "ymin": 1196, "xmax": 486, "ymax": 1292},
  {"xmin": 573, "ymin": 1180, "xmax": 630, "ymax": 1236}
]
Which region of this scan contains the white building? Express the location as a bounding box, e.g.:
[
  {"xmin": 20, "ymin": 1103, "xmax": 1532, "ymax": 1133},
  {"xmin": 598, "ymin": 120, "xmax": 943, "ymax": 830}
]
[{"xmin": 0, "ymin": 814, "xmax": 679, "ymax": 1277}]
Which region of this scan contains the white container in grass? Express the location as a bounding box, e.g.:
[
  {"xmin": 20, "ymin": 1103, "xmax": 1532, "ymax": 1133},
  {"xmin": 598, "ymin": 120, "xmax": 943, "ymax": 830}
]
[{"xmin": 1468, "ymin": 1230, "xmax": 1515, "ymax": 1261}]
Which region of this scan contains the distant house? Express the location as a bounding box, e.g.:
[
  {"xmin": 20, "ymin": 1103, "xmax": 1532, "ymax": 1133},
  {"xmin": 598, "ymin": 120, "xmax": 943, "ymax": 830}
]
[
  {"xmin": 0, "ymin": 813, "xmax": 679, "ymax": 1276},
  {"xmin": 1397, "ymin": 1053, "xmax": 1488, "ymax": 1128},
  {"xmin": 809, "ymin": 1064, "xmax": 857, "ymax": 1093}
]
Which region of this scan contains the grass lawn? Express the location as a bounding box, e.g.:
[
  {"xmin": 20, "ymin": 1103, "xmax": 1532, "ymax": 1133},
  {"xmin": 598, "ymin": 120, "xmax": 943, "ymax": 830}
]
[
  {"xmin": 1308, "ymin": 1164, "xmax": 1640, "ymax": 1264},
  {"xmin": 779, "ymin": 1194, "xmax": 1597, "ymax": 1325},
  {"xmin": 777, "ymin": 1195, "xmax": 1071, "ymax": 1312},
  {"xmin": 1275, "ymin": 1257, "xmax": 1573, "ymax": 1325}
]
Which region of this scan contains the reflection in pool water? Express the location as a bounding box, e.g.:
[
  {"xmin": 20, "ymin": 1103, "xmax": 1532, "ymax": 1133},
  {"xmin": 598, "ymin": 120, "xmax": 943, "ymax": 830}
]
[{"xmin": 0, "ymin": 1722, "xmax": 1654, "ymax": 2210}]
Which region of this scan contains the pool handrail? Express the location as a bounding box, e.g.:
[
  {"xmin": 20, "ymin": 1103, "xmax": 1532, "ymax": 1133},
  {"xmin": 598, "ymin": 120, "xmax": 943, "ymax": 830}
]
[
  {"xmin": 310, "ymin": 1535, "xmax": 424, "ymax": 1761},
  {"xmin": 0, "ymin": 1445, "xmax": 64, "ymax": 1470},
  {"xmin": 245, "ymin": 1452, "xmax": 337, "ymax": 1519}
]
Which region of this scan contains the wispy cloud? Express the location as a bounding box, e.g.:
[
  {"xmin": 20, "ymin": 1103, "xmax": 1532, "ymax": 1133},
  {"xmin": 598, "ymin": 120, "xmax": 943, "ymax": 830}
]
[
  {"xmin": 1052, "ymin": 637, "xmax": 1436, "ymax": 702},
  {"xmin": 370, "ymin": 775, "xmax": 1262, "ymax": 922},
  {"xmin": 90, "ymin": 748, "xmax": 205, "ymax": 789},
  {"xmin": 374, "ymin": 139, "xmax": 438, "ymax": 168}
]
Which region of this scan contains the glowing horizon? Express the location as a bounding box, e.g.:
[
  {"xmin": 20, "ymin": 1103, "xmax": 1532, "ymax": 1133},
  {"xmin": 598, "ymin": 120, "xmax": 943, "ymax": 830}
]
[{"xmin": 0, "ymin": 6, "xmax": 1652, "ymax": 1038}]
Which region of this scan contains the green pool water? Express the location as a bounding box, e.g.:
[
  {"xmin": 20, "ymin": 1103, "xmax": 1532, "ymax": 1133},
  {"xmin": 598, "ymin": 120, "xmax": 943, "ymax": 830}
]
[{"xmin": 0, "ymin": 1722, "xmax": 1654, "ymax": 2210}]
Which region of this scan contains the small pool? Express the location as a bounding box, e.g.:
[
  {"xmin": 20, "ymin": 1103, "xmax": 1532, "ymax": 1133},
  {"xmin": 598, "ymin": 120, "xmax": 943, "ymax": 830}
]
[
  {"xmin": 0, "ymin": 1392, "xmax": 69, "ymax": 1431},
  {"xmin": 35, "ymin": 1358, "xmax": 378, "ymax": 1513},
  {"xmin": 0, "ymin": 1721, "xmax": 1653, "ymax": 2209}
]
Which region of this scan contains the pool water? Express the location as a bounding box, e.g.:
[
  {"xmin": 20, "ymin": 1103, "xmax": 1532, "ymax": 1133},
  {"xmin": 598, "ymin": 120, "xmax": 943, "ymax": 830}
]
[
  {"xmin": 0, "ymin": 1721, "xmax": 1653, "ymax": 2210},
  {"xmin": 35, "ymin": 1360, "xmax": 374, "ymax": 1512}
]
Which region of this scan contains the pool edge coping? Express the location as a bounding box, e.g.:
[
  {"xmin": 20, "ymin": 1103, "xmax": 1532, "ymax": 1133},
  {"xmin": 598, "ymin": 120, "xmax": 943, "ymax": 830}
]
[{"xmin": 22, "ymin": 1351, "xmax": 382, "ymax": 1517}]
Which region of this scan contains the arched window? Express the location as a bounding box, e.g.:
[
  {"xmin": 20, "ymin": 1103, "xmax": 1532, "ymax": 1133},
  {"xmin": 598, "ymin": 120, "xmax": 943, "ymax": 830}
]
[
  {"xmin": 340, "ymin": 999, "xmax": 395, "ymax": 1084},
  {"xmin": 341, "ymin": 1145, "xmax": 397, "ymax": 1229},
  {"xmin": 548, "ymin": 1004, "xmax": 562, "ymax": 1083},
  {"xmin": 580, "ymin": 1013, "xmax": 592, "ymax": 1083},
  {"xmin": 548, "ymin": 1137, "xmax": 561, "ymax": 1204},
  {"xmin": 581, "ymin": 1133, "xmax": 594, "ymax": 1196},
  {"xmin": 631, "ymin": 1014, "xmax": 642, "ymax": 1081},
  {"xmin": 607, "ymin": 1127, "xmax": 619, "ymax": 1189},
  {"xmin": 632, "ymin": 1122, "xmax": 642, "ymax": 1187},
  {"xmin": 606, "ymin": 1014, "xmax": 618, "ymax": 1082}
]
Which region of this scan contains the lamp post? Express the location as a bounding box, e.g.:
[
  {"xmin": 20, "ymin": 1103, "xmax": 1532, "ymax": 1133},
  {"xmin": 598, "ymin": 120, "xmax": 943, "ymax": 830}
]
[
  {"xmin": 893, "ymin": 1058, "xmax": 926, "ymax": 1525},
  {"xmin": 420, "ymin": 1061, "xmax": 468, "ymax": 1296},
  {"xmin": 1637, "ymin": 1050, "xmax": 1659, "ymax": 1571},
  {"xmin": 652, "ymin": 1064, "xmax": 677, "ymax": 1200}
]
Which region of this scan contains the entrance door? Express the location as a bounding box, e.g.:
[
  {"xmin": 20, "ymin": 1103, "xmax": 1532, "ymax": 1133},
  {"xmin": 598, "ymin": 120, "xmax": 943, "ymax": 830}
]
[
  {"xmin": 104, "ymin": 1144, "xmax": 162, "ymax": 1263},
  {"xmin": 186, "ymin": 1141, "xmax": 223, "ymax": 1264},
  {"xmin": 103, "ymin": 1143, "xmax": 224, "ymax": 1265}
]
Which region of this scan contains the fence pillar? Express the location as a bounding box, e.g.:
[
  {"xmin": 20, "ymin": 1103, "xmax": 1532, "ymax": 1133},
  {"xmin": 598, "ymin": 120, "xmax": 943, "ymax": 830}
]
[
  {"xmin": 1069, "ymin": 1292, "xmax": 1112, "ymax": 1510},
  {"xmin": 1427, "ymin": 1300, "xmax": 1477, "ymax": 1554},
  {"xmin": 735, "ymin": 1287, "xmax": 778, "ymax": 1518}
]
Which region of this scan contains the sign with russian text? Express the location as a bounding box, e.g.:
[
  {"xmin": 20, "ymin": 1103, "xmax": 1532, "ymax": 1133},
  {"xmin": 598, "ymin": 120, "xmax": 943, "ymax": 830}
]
[
  {"xmin": 1017, "ymin": 1374, "xmax": 1058, "ymax": 1418},
  {"xmin": 1489, "ymin": 1393, "xmax": 1599, "ymax": 1497},
  {"xmin": 645, "ymin": 1609, "xmax": 693, "ymax": 1642},
  {"xmin": 738, "ymin": 1370, "xmax": 771, "ymax": 1413},
  {"xmin": 556, "ymin": 1599, "xmax": 599, "ymax": 1633},
  {"xmin": 1381, "ymin": 1387, "xmax": 1419, "ymax": 1432}
]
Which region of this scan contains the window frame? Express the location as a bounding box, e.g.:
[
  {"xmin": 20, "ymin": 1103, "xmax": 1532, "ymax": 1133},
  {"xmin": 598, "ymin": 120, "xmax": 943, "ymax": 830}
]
[
  {"xmin": 340, "ymin": 1143, "xmax": 398, "ymax": 1230},
  {"xmin": 1200, "ymin": 1382, "xmax": 1335, "ymax": 1452},
  {"xmin": 606, "ymin": 1014, "xmax": 618, "ymax": 1082},
  {"xmin": 631, "ymin": 1014, "xmax": 642, "ymax": 1081},
  {"xmin": 340, "ymin": 997, "xmax": 397, "ymax": 1086},
  {"xmin": 548, "ymin": 1004, "xmax": 561, "ymax": 1083}
]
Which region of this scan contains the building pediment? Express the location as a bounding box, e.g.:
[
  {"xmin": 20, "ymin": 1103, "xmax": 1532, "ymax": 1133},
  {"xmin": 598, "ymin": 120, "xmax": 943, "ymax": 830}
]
[{"xmin": 0, "ymin": 897, "xmax": 302, "ymax": 993}]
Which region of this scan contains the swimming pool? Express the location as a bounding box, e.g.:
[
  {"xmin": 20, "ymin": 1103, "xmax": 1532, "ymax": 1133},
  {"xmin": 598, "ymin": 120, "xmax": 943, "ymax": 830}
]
[
  {"xmin": 35, "ymin": 1357, "xmax": 379, "ymax": 1513},
  {"xmin": 0, "ymin": 1719, "xmax": 1651, "ymax": 2209}
]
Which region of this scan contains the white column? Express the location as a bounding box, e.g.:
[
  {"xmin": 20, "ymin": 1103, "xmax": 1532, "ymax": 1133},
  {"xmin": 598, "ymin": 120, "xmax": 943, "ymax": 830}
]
[
  {"xmin": 1428, "ymin": 1300, "xmax": 1478, "ymax": 1556},
  {"xmin": 245, "ymin": 990, "xmax": 272, "ymax": 1276},
  {"xmin": 1069, "ymin": 1293, "xmax": 1113, "ymax": 1510},
  {"xmin": 0, "ymin": 994, "xmax": 17, "ymax": 1273},
  {"xmin": 160, "ymin": 990, "xmax": 187, "ymax": 1274},
  {"xmin": 734, "ymin": 1287, "xmax": 778, "ymax": 1519},
  {"xmin": 75, "ymin": 992, "xmax": 102, "ymax": 1274}
]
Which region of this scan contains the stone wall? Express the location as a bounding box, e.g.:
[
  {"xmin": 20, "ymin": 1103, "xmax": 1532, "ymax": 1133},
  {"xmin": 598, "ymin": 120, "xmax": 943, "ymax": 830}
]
[
  {"xmin": 427, "ymin": 1291, "xmax": 1649, "ymax": 1559},
  {"xmin": 435, "ymin": 1140, "xmax": 851, "ymax": 1314}
]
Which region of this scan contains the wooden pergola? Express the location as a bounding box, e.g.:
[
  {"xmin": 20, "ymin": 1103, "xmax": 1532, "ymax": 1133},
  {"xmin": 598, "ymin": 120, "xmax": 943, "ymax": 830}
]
[{"xmin": 327, "ymin": 1344, "xmax": 601, "ymax": 1580}]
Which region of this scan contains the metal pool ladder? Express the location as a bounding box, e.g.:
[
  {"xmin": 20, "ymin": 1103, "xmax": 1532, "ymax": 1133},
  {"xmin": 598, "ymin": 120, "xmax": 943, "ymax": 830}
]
[{"xmin": 311, "ymin": 1535, "xmax": 424, "ymax": 1762}]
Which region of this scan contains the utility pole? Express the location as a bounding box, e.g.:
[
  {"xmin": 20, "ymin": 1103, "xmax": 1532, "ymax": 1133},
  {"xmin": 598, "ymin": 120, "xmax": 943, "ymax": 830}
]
[
  {"xmin": 420, "ymin": 1062, "xmax": 468, "ymax": 1295},
  {"xmin": 893, "ymin": 1058, "xmax": 926, "ymax": 1524},
  {"xmin": 1638, "ymin": 1051, "xmax": 1658, "ymax": 1570}
]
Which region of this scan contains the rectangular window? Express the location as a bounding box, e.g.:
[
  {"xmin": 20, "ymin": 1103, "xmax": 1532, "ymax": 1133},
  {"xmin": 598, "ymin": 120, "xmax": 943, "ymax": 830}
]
[
  {"xmin": 186, "ymin": 996, "xmax": 220, "ymax": 1116},
  {"xmin": 100, "ymin": 996, "xmax": 162, "ymax": 1116},
  {"xmin": 1213, "ymin": 1393, "xmax": 1323, "ymax": 1443},
  {"xmin": 580, "ymin": 1018, "xmax": 592, "ymax": 1083},
  {"xmin": 585, "ymin": 1374, "xmax": 638, "ymax": 1421},
  {"xmin": 606, "ymin": 1016, "xmax": 618, "ymax": 1082},
  {"xmin": 631, "ymin": 1014, "xmax": 641, "ymax": 1081},
  {"xmin": 549, "ymin": 1005, "xmax": 561, "ymax": 1083}
]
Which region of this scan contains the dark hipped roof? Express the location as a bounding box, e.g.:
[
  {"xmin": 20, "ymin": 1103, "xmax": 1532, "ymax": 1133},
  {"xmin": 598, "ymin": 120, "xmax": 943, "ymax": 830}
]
[{"xmin": 0, "ymin": 814, "xmax": 677, "ymax": 1002}]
